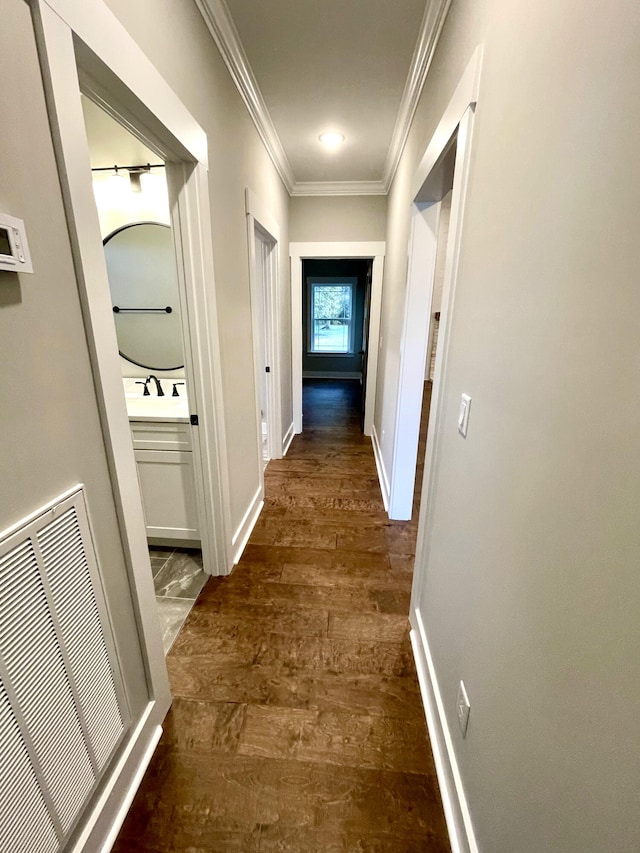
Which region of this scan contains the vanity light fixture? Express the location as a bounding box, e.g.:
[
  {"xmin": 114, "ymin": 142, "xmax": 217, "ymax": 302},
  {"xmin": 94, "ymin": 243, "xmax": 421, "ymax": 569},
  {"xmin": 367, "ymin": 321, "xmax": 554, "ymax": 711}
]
[
  {"xmin": 128, "ymin": 168, "xmax": 145, "ymax": 193},
  {"xmin": 106, "ymin": 168, "xmax": 128, "ymax": 193},
  {"xmin": 319, "ymin": 131, "xmax": 345, "ymax": 148},
  {"xmin": 92, "ymin": 162, "xmax": 165, "ymax": 192}
]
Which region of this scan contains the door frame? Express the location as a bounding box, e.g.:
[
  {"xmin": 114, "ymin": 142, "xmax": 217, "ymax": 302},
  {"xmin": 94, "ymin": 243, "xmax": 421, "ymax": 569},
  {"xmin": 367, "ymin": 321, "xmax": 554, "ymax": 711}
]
[
  {"xmin": 407, "ymin": 46, "xmax": 482, "ymax": 853},
  {"xmin": 290, "ymin": 241, "xmax": 385, "ymax": 437},
  {"xmin": 32, "ymin": 1, "xmax": 232, "ymax": 848},
  {"xmin": 389, "ymin": 48, "xmax": 483, "ymax": 521},
  {"xmin": 245, "ymin": 188, "xmax": 282, "ymax": 472},
  {"xmin": 388, "ymin": 201, "xmax": 442, "ymax": 519}
]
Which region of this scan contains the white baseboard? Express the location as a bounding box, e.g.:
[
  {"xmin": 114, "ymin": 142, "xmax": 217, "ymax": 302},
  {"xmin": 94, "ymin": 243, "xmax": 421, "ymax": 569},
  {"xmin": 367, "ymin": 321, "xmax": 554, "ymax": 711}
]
[
  {"xmin": 302, "ymin": 370, "xmax": 362, "ymax": 379},
  {"xmin": 231, "ymin": 485, "xmax": 264, "ymax": 564},
  {"xmin": 100, "ymin": 723, "xmax": 163, "ymax": 852},
  {"xmin": 68, "ymin": 702, "xmax": 164, "ymax": 853},
  {"xmin": 410, "ymin": 608, "xmax": 478, "ymax": 853},
  {"xmin": 282, "ymin": 421, "xmax": 295, "ymax": 456},
  {"xmin": 370, "ymin": 424, "xmax": 390, "ymax": 512}
]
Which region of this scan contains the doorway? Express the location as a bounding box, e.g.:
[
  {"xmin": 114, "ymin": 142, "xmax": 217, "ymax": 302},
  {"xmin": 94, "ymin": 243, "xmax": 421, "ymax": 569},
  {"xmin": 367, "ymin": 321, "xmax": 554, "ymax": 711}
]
[
  {"xmin": 245, "ymin": 186, "xmax": 282, "ymax": 512},
  {"xmin": 301, "ymin": 258, "xmax": 372, "ymax": 430},
  {"xmin": 405, "ymin": 47, "xmax": 481, "ymax": 853},
  {"xmin": 253, "ymin": 227, "xmax": 272, "ymax": 464},
  {"xmin": 388, "ymin": 140, "xmax": 456, "ymax": 521},
  {"xmin": 34, "ymin": 1, "xmax": 233, "ymax": 847},
  {"xmin": 249, "ymin": 222, "xmax": 278, "ymax": 466},
  {"xmin": 81, "ymin": 96, "xmax": 207, "ymax": 654},
  {"xmin": 290, "ymin": 241, "xmax": 385, "ymax": 438}
]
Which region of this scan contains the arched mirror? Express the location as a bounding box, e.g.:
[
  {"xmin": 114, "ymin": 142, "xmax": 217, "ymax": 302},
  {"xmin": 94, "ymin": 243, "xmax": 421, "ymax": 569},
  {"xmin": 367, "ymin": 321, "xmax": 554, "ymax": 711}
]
[{"xmin": 103, "ymin": 221, "xmax": 184, "ymax": 370}]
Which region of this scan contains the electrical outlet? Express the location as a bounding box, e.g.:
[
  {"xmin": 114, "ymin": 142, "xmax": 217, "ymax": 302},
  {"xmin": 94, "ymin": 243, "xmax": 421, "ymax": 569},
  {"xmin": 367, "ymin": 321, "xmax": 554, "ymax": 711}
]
[{"xmin": 456, "ymin": 680, "xmax": 471, "ymax": 737}]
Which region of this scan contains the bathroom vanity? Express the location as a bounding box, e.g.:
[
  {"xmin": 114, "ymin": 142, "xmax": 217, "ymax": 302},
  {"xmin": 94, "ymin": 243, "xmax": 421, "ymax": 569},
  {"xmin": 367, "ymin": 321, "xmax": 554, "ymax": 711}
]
[
  {"xmin": 125, "ymin": 381, "xmax": 200, "ymax": 544},
  {"xmin": 103, "ymin": 222, "xmax": 199, "ymax": 543}
]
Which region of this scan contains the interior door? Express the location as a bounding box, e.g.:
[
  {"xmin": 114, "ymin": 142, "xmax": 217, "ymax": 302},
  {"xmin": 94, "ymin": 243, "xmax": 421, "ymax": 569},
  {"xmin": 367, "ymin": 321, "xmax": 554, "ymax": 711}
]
[{"xmin": 254, "ymin": 227, "xmax": 271, "ymax": 464}]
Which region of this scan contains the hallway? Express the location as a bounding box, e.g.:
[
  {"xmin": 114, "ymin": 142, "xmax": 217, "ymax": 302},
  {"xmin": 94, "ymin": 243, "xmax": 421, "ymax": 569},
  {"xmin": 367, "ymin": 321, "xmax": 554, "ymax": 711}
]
[{"xmin": 113, "ymin": 379, "xmax": 448, "ymax": 851}]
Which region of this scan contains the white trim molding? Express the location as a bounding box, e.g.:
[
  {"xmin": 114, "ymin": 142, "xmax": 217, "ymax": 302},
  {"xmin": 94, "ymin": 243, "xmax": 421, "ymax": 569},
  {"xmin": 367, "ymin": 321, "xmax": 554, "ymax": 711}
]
[
  {"xmin": 45, "ymin": 0, "xmax": 209, "ymax": 166},
  {"xmin": 410, "ymin": 610, "xmax": 478, "ymax": 853},
  {"xmin": 67, "ymin": 704, "xmax": 161, "ymax": 853},
  {"xmin": 245, "ymin": 185, "xmax": 284, "ymax": 492},
  {"xmin": 282, "ymin": 421, "xmax": 295, "ymax": 456},
  {"xmin": 31, "ymin": 0, "xmax": 235, "ymax": 841},
  {"xmin": 245, "ymin": 187, "xmax": 281, "ymax": 244},
  {"xmin": 231, "ymin": 485, "xmax": 264, "ymax": 564},
  {"xmin": 388, "ymin": 201, "xmax": 440, "ymax": 520},
  {"xmin": 390, "ymin": 46, "xmax": 482, "ymax": 524},
  {"xmin": 195, "ymin": 0, "xmax": 295, "ymax": 191},
  {"xmin": 412, "ymin": 45, "xmax": 483, "ymax": 200},
  {"xmin": 404, "ymin": 47, "xmax": 484, "ymax": 853},
  {"xmin": 382, "ymin": 0, "xmax": 454, "ymax": 190},
  {"xmin": 290, "ymin": 181, "xmax": 387, "ymax": 197},
  {"xmin": 195, "ymin": 0, "xmax": 452, "ymax": 196},
  {"xmin": 371, "ymin": 424, "xmax": 390, "ymax": 512}
]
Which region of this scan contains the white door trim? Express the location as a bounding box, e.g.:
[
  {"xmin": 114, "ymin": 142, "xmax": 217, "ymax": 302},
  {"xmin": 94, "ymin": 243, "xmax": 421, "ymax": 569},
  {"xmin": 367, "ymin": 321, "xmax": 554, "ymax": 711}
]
[
  {"xmin": 32, "ymin": 1, "xmax": 232, "ymax": 846},
  {"xmin": 388, "ymin": 202, "xmax": 441, "ymax": 519},
  {"xmin": 39, "ymin": 0, "xmax": 208, "ymax": 165},
  {"xmin": 389, "ymin": 45, "xmax": 483, "ymax": 521},
  {"xmin": 168, "ymin": 162, "xmax": 232, "ymax": 573},
  {"xmin": 34, "ymin": 0, "xmax": 232, "ymax": 581},
  {"xmin": 289, "ymin": 241, "xmax": 385, "ymax": 436},
  {"xmin": 406, "ymin": 47, "xmax": 483, "ymax": 853},
  {"xmin": 245, "ymin": 188, "xmax": 283, "ymax": 472}
]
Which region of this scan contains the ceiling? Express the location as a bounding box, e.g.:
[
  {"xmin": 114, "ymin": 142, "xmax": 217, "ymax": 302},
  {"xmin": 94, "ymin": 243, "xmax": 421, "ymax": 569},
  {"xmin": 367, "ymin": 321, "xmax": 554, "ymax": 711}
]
[{"xmin": 197, "ymin": 0, "xmax": 450, "ymax": 195}]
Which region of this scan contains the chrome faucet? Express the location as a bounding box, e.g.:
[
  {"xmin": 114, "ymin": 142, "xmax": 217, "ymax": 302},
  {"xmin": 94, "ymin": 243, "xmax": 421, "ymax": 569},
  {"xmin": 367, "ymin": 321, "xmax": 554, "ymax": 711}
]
[{"xmin": 145, "ymin": 375, "xmax": 164, "ymax": 396}]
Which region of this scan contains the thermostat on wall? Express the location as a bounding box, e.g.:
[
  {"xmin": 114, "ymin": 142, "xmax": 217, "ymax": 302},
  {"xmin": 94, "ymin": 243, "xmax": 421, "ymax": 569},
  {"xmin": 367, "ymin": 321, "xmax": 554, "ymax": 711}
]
[{"xmin": 0, "ymin": 212, "xmax": 33, "ymax": 273}]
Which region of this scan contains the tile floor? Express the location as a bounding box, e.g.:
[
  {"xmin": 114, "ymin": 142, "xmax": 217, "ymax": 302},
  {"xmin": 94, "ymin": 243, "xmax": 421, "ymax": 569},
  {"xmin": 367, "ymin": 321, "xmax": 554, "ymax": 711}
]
[{"xmin": 149, "ymin": 547, "xmax": 207, "ymax": 654}]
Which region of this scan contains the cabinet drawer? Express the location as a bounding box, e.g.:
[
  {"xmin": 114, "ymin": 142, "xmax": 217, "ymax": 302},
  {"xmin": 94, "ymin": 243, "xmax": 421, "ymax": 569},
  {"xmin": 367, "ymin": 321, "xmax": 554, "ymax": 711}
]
[{"xmin": 130, "ymin": 421, "xmax": 192, "ymax": 451}]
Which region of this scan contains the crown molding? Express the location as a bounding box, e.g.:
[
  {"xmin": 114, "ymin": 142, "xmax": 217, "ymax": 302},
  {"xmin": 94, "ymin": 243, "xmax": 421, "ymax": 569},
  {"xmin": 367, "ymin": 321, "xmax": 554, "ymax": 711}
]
[
  {"xmin": 382, "ymin": 0, "xmax": 453, "ymax": 190},
  {"xmin": 290, "ymin": 181, "xmax": 387, "ymax": 197},
  {"xmin": 196, "ymin": 0, "xmax": 451, "ymax": 198},
  {"xmin": 195, "ymin": 0, "xmax": 296, "ymax": 192}
]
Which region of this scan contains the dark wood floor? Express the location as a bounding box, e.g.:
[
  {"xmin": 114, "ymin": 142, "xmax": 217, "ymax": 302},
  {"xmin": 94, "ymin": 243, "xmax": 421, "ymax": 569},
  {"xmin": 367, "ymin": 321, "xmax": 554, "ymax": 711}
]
[{"xmin": 113, "ymin": 378, "xmax": 447, "ymax": 852}]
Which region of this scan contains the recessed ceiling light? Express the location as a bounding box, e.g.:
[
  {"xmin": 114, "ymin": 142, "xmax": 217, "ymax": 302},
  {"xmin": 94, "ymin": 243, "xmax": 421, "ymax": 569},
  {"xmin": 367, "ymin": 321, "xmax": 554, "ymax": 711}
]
[{"xmin": 319, "ymin": 131, "xmax": 345, "ymax": 148}]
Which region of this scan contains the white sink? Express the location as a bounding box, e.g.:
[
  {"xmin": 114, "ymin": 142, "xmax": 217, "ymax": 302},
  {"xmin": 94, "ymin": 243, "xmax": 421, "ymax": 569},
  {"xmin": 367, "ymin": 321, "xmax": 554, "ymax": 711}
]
[{"xmin": 126, "ymin": 395, "xmax": 189, "ymax": 422}]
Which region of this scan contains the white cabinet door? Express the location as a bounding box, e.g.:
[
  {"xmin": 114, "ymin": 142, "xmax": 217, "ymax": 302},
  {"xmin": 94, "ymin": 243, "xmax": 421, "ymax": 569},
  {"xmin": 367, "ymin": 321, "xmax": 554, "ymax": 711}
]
[{"xmin": 134, "ymin": 449, "xmax": 200, "ymax": 540}]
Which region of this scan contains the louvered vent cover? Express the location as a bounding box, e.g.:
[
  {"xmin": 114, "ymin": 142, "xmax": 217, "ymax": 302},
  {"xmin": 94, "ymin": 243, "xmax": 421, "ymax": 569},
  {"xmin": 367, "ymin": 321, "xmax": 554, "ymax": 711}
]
[{"xmin": 0, "ymin": 487, "xmax": 130, "ymax": 851}]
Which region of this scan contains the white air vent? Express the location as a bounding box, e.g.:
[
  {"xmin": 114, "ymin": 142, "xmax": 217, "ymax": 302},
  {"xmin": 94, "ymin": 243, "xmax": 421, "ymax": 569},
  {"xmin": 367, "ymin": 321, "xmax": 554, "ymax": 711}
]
[
  {"xmin": 0, "ymin": 680, "xmax": 58, "ymax": 853},
  {"xmin": 0, "ymin": 487, "xmax": 130, "ymax": 851}
]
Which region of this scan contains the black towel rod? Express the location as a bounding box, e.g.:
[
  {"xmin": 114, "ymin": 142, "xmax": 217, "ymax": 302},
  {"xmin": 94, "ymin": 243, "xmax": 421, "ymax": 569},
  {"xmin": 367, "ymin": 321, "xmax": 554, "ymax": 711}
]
[{"xmin": 113, "ymin": 306, "xmax": 173, "ymax": 314}]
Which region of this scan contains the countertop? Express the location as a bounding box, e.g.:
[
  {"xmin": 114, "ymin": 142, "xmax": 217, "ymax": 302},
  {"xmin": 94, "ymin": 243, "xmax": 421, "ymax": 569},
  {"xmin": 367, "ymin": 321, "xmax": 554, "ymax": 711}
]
[{"xmin": 123, "ymin": 378, "xmax": 190, "ymax": 422}]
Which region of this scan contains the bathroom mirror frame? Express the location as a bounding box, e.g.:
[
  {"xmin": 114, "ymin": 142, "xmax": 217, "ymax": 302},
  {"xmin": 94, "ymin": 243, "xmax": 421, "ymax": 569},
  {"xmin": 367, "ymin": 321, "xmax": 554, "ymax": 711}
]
[{"xmin": 103, "ymin": 220, "xmax": 185, "ymax": 371}]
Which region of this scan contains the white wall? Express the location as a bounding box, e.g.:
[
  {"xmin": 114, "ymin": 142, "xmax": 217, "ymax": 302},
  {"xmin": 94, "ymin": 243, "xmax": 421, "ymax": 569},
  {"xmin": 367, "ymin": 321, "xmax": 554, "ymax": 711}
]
[
  {"xmin": 289, "ymin": 194, "xmax": 387, "ymax": 242},
  {"xmin": 103, "ymin": 0, "xmax": 291, "ymax": 535},
  {"xmin": 377, "ymin": 1, "xmax": 640, "ymax": 851}
]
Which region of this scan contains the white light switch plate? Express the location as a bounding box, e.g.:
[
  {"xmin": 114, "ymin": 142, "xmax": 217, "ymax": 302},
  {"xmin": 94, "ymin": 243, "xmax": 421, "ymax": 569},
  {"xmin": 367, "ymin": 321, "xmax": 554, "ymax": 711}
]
[
  {"xmin": 458, "ymin": 393, "xmax": 471, "ymax": 437},
  {"xmin": 457, "ymin": 680, "xmax": 471, "ymax": 737}
]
